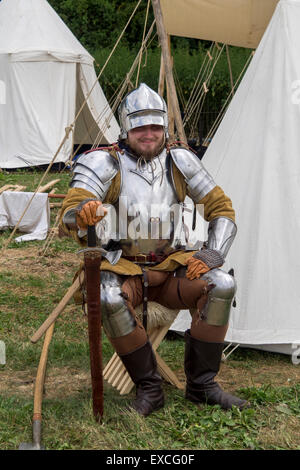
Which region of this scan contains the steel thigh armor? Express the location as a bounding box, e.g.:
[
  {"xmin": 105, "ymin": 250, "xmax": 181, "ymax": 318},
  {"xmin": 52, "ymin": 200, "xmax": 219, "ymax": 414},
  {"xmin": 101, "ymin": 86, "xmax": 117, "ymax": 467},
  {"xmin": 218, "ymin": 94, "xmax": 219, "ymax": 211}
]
[
  {"xmin": 200, "ymin": 268, "xmax": 236, "ymax": 326},
  {"xmin": 100, "ymin": 271, "xmax": 136, "ymax": 338}
]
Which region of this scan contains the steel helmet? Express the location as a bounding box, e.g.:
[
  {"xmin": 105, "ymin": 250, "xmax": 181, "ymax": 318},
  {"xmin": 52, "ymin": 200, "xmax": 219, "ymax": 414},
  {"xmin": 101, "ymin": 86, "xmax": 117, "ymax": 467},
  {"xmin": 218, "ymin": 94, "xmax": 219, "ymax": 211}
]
[{"xmin": 118, "ymin": 83, "xmax": 169, "ymax": 139}]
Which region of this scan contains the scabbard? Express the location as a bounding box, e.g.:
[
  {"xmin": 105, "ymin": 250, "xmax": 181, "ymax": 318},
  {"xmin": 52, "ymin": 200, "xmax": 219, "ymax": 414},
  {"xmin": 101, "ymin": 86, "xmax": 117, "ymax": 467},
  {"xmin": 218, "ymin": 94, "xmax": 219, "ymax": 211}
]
[{"xmin": 84, "ymin": 250, "xmax": 103, "ymax": 422}]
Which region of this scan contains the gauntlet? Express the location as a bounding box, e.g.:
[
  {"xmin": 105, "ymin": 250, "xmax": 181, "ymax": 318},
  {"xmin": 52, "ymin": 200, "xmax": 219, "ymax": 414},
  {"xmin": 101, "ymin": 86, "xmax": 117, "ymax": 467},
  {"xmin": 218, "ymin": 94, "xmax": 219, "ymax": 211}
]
[
  {"xmin": 76, "ymin": 199, "xmax": 107, "ymax": 230},
  {"xmin": 186, "ymin": 248, "xmax": 224, "ymax": 280}
]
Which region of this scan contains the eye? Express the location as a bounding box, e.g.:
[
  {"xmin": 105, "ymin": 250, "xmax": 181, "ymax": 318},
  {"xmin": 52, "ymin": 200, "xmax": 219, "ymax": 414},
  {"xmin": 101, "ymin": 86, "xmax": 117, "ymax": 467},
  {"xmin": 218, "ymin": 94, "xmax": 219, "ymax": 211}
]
[{"xmin": 151, "ymin": 125, "xmax": 163, "ymax": 132}]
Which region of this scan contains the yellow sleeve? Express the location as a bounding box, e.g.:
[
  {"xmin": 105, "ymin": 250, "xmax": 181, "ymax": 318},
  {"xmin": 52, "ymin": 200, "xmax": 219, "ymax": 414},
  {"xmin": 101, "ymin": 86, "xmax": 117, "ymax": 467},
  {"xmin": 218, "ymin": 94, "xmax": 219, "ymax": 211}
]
[{"xmin": 194, "ymin": 185, "xmax": 235, "ymax": 222}]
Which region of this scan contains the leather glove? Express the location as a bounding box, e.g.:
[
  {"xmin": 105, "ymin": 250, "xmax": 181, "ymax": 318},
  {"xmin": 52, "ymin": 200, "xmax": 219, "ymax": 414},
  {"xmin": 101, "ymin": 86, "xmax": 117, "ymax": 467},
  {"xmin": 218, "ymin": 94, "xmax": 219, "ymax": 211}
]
[
  {"xmin": 76, "ymin": 199, "xmax": 107, "ymax": 230},
  {"xmin": 186, "ymin": 248, "xmax": 224, "ymax": 280}
]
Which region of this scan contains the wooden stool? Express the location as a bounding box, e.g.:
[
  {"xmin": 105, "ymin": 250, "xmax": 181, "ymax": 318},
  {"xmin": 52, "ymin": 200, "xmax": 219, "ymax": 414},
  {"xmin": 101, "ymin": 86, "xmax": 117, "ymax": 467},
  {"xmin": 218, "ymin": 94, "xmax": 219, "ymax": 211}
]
[
  {"xmin": 103, "ymin": 302, "xmax": 185, "ymax": 394},
  {"xmin": 30, "ymin": 278, "xmax": 185, "ymax": 396}
]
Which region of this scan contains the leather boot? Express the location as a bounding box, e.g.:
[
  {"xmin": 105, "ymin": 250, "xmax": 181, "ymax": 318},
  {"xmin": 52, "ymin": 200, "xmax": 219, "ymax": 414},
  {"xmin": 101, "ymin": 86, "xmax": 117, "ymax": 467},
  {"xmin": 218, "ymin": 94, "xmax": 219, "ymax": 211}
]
[
  {"xmin": 184, "ymin": 330, "xmax": 249, "ymax": 410},
  {"xmin": 119, "ymin": 340, "xmax": 164, "ymax": 417}
]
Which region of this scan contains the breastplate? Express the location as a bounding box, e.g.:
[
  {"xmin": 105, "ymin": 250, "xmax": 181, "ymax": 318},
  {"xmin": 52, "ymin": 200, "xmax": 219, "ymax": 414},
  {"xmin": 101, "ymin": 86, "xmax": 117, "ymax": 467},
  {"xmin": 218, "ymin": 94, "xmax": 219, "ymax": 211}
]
[{"xmin": 100, "ymin": 149, "xmax": 185, "ymax": 256}]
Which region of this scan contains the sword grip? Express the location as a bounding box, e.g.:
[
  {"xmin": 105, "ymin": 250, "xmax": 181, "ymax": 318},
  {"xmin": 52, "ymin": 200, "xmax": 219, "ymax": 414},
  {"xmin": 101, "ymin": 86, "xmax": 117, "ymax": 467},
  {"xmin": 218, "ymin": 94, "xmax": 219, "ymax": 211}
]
[{"xmin": 87, "ymin": 225, "xmax": 97, "ymax": 247}]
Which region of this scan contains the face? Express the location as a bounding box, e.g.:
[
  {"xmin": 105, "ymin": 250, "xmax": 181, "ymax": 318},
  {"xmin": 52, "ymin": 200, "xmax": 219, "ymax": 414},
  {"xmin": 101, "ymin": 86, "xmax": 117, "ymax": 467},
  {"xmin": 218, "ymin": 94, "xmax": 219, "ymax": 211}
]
[{"xmin": 127, "ymin": 124, "xmax": 165, "ymax": 159}]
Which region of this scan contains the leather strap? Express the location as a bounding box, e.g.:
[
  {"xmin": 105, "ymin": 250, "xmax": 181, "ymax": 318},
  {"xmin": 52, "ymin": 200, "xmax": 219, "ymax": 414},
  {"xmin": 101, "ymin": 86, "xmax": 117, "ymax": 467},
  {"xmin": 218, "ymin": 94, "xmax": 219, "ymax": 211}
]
[
  {"xmin": 123, "ymin": 252, "xmax": 168, "ymax": 264},
  {"xmin": 142, "ymin": 268, "xmax": 149, "ymax": 331}
]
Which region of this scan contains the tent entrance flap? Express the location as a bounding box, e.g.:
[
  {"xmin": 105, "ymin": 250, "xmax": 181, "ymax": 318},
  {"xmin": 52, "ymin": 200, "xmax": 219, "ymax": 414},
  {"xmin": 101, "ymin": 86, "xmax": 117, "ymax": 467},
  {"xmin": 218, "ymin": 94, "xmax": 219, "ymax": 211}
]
[
  {"xmin": 0, "ymin": 59, "xmax": 75, "ymax": 169},
  {"xmin": 74, "ymin": 63, "xmax": 119, "ymax": 148}
]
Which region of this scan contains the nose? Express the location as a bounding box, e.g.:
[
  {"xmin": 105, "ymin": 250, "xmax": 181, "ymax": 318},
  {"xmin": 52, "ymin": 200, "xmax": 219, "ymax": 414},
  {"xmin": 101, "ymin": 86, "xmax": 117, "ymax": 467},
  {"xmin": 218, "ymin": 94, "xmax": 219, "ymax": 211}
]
[{"xmin": 142, "ymin": 126, "xmax": 154, "ymax": 137}]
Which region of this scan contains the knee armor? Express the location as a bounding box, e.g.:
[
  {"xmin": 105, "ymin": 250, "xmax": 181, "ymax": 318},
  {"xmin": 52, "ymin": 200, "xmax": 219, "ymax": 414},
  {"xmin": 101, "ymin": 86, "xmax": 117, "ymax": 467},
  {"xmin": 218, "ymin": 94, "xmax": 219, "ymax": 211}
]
[
  {"xmin": 200, "ymin": 268, "xmax": 236, "ymax": 326},
  {"xmin": 100, "ymin": 271, "xmax": 136, "ymax": 338}
]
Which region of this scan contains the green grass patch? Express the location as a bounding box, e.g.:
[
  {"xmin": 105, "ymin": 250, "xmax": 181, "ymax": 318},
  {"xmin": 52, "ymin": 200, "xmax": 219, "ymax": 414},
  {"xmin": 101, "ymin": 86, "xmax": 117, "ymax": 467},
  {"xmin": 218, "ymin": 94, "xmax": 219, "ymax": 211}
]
[
  {"xmin": 1, "ymin": 171, "xmax": 300, "ymax": 450},
  {"xmin": 0, "ymin": 169, "xmax": 71, "ymax": 193}
]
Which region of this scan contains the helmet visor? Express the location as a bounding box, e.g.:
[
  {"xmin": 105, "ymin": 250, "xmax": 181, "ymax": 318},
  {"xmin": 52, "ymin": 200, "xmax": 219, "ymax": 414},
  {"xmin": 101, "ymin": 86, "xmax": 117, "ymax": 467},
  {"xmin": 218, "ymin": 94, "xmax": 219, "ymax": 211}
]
[{"xmin": 127, "ymin": 110, "xmax": 165, "ymax": 132}]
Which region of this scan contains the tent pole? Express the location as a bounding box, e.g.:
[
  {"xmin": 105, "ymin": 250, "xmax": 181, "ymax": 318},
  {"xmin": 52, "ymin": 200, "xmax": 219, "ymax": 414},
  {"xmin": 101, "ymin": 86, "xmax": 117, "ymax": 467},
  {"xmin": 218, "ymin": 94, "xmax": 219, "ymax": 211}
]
[
  {"xmin": 158, "ymin": 50, "xmax": 165, "ymax": 97},
  {"xmin": 151, "ymin": 0, "xmax": 187, "ymax": 144},
  {"xmin": 166, "ymin": 35, "xmax": 175, "ymax": 142}
]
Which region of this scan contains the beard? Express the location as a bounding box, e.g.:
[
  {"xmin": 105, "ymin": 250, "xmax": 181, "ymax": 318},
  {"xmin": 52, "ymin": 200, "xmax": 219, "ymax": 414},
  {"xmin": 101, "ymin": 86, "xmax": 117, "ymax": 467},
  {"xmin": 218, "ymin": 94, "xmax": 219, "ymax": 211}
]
[{"xmin": 127, "ymin": 135, "xmax": 165, "ymax": 160}]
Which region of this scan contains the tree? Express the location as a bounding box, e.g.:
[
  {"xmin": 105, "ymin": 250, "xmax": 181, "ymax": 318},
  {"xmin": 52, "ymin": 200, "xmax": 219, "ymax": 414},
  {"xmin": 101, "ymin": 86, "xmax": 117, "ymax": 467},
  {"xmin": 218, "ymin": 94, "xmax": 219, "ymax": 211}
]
[{"xmin": 48, "ymin": 0, "xmax": 155, "ymax": 52}]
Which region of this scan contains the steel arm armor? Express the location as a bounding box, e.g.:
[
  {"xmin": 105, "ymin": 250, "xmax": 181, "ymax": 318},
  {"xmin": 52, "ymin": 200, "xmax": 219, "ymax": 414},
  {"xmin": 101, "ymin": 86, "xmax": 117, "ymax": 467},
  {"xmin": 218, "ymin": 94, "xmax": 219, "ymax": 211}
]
[
  {"xmin": 169, "ymin": 148, "xmax": 237, "ymax": 258},
  {"xmin": 70, "ymin": 150, "xmax": 119, "ymax": 200},
  {"xmin": 207, "ymin": 217, "xmax": 237, "ymax": 259},
  {"xmin": 169, "ymin": 147, "xmax": 216, "ymax": 201}
]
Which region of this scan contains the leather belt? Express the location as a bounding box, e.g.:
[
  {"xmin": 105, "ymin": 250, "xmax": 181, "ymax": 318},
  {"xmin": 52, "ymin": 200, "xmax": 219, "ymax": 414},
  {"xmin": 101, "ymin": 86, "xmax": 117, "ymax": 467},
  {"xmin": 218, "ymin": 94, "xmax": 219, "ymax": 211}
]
[{"xmin": 122, "ymin": 252, "xmax": 168, "ymax": 264}]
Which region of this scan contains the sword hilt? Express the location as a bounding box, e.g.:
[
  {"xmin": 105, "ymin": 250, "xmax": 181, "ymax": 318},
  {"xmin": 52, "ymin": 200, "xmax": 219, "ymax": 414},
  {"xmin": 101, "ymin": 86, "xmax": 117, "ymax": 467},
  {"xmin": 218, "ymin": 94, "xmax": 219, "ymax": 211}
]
[{"xmin": 87, "ymin": 225, "xmax": 97, "ymax": 248}]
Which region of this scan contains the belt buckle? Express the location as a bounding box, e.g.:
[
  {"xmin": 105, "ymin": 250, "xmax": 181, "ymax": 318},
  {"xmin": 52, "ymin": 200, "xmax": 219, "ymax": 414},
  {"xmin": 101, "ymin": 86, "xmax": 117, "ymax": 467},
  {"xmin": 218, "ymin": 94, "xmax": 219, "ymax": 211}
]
[{"xmin": 138, "ymin": 253, "xmax": 148, "ymax": 263}]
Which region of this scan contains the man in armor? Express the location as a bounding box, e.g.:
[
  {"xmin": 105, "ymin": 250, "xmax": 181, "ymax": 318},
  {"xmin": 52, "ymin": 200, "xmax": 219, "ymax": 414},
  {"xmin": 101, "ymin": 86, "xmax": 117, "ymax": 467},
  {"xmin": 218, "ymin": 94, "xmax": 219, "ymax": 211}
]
[{"xmin": 60, "ymin": 83, "xmax": 248, "ymax": 417}]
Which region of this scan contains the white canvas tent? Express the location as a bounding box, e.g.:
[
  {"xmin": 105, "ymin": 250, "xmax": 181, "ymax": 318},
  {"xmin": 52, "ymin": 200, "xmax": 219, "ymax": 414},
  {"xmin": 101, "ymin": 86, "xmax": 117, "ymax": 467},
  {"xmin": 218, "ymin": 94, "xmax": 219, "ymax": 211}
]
[
  {"xmin": 172, "ymin": 0, "xmax": 300, "ymax": 356},
  {"xmin": 0, "ymin": 0, "xmax": 120, "ymax": 169}
]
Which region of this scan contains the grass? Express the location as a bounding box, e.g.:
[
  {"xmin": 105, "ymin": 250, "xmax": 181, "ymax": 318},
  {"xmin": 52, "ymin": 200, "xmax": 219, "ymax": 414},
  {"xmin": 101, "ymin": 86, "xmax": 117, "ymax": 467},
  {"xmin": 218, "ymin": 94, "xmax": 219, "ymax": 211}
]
[{"xmin": 0, "ymin": 170, "xmax": 300, "ymax": 451}]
